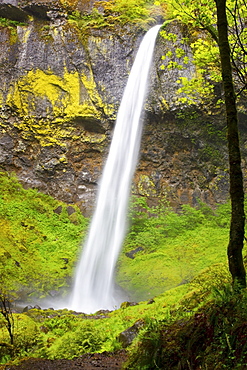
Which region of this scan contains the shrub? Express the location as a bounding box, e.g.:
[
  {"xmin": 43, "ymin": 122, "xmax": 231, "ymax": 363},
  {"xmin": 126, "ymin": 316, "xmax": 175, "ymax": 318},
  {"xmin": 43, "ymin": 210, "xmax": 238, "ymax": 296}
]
[{"xmin": 48, "ymin": 320, "xmax": 108, "ymax": 359}]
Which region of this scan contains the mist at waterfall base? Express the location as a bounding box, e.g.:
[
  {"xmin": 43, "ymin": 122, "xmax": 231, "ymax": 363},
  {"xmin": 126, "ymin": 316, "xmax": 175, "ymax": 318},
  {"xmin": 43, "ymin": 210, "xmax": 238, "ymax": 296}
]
[{"xmin": 60, "ymin": 25, "xmax": 161, "ymax": 314}]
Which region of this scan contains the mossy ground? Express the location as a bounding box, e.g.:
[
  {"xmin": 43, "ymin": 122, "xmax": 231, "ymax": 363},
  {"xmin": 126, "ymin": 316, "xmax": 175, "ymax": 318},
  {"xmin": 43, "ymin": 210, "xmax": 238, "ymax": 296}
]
[
  {"xmin": 0, "ymin": 171, "xmax": 87, "ymax": 299},
  {"xmin": 124, "ymin": 286, "xmax": 247, "ymax": 369},
  {"xmin": 117, "ymin": 197, "xmax": 232, "ymax": 301},
  {"xmin": 0, "ymin": 172, "xmax": 246, "ymax": 368}
]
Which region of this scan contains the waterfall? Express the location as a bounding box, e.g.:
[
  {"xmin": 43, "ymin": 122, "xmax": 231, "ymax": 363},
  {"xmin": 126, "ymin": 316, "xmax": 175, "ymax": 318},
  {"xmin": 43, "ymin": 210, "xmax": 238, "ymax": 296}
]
[{"xmin": 69, "ymin": 25, "xmax": 161, "ymax": 313}]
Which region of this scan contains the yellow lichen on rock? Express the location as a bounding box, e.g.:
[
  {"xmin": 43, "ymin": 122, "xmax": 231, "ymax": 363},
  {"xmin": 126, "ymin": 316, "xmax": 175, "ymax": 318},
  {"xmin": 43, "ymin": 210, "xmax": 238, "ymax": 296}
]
[
  {"xmin": 59, "ymin": 0, "xmax": 79, "ymax": 9},
  {"xmin": 18, "ymin": 27, "xmax": 31, "ymax": 44},
  {"xmin": 13, "ymin": 117, "xmax": 77, "ymax": 146},
  {"xmin": 5, "ymin": 67, "xmax": 113, "ymax": 146},
  {"xmin": 0, "ymin": 92, "xmax": 3, "ymax": 109},
  {"xmin": 6, "ymin": 68, "xmax": 112, "ymax": 119},
  {"xmin": 81, "ymin": 131, "xmax": 106, "ymax": 144},
  {"xmin": 137, "ymin": 174, "xmax": 157, "ymax": 196}
]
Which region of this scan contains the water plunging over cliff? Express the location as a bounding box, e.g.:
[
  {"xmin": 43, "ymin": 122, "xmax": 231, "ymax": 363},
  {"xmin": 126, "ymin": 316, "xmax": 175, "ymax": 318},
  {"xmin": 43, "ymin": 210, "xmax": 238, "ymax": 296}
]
[{"xmin": 69, "ymin": 25, "xmax": 161, "ymax": 313}]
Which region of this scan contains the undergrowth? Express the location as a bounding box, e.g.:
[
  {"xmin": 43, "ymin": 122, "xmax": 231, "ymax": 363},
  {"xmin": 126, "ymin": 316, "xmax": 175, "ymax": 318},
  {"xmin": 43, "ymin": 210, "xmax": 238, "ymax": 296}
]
[
  {"xmin": 0, "ymin": 171, "xmax": 246, "ymax": 368},
  {"xmin": 117, "ymin": 196, "xmax": 233, "ymax": 301},
  {"xmin": 125, "ymin": 286, "xmax": 247, "ymax": 369},
  {"xmin": 0, "ymin": 171, "xmax": 87, "ymax": 300},
  {"xmin": 67, "ymin": 0, "xmax": 164, "ymax": 30}
]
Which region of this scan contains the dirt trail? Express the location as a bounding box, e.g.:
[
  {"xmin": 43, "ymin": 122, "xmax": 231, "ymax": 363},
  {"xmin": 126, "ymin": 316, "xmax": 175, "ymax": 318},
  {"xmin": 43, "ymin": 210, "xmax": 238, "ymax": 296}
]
[{"xmin": 4, "ymin": 351, "xmax": 128, "ymax": 370}]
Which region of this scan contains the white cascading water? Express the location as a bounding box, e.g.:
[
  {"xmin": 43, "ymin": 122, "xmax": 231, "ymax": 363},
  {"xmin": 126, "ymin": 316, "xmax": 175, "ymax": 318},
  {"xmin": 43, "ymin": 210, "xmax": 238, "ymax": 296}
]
[{"xmin": 69, "ymin": 25, "xmax": 161, "ymax": 313}]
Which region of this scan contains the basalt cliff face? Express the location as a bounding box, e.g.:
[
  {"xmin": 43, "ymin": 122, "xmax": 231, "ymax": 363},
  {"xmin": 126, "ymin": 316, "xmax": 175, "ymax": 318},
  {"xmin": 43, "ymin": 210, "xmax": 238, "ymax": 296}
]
[{"xmin": 0, "ymin": 0, "xmax": 246, "ymax": 214}]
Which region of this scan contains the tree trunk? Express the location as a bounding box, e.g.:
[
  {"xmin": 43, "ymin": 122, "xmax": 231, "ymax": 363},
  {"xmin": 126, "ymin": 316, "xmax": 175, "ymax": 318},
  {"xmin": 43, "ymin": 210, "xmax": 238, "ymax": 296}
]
[{"xmin": 215, "ymin": 0, "xmax": 246, "ymax": 288}]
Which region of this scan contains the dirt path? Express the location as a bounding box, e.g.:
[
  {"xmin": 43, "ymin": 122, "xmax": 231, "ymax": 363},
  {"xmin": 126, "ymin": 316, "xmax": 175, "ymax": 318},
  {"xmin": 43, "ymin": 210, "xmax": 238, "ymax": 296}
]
[{"xmin": 4, "ymin": 351, "xmax": 128, "ymax": 370}]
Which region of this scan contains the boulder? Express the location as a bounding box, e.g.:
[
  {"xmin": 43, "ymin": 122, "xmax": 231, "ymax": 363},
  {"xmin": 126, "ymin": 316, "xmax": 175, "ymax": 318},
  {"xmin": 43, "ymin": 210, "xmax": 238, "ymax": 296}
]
[{"xmin": 118, "ymin": 320, "xmax": 144, "ymax": 347}]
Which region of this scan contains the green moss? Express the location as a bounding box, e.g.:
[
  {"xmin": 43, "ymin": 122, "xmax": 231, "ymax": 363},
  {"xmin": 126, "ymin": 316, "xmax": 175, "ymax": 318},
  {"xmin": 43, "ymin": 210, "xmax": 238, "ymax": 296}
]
[
  {"xmin": 125, "ymin": 287, "xmax": 247, "ymax": 370},
  {"xmin": 60, "ymin": 0, "xmax": 79, "ymax": 11},
  {"xmin": 0, "ymin": 171, "xmax": 87, "ymax": 297},
  {"xmin": 0, "ymin": 18, "xmax": 29, "ymax": 45},
  {"xmin": 0, "ymin": 172, "xmax": 240, "ymax": 365},
  {"xmin": 67, "ymin": 0, "xmax": 158, "ymax": 30},
  {"xmin": 117, "ymin": 200, "xmax": 231, "ymax": 301},
  {"xmin": 0, "ymin": 17, "xmax": 27, "ymax": 28},
  {"xmin": 0, "ymin": 191, "xmax": 241, "ymax": 366},
  {"xmin": 0, "ymin": 313, "xmax": 38, "ymax": 358}
]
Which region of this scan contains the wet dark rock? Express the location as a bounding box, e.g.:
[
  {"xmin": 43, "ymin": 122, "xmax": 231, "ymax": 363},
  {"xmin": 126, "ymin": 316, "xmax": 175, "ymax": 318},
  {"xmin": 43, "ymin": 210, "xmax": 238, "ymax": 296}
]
[
  {"xmin": 118, "ymin": 320, "xmax": 144, "ymax": 347},
  {"xmin": 22, "ymin": 305, "xmax": 34, "ymax": 312},
  {"xmin": 39, "ymin": 325, "xmax": 49, "ymax": 333},
  {"xmin": 22, "ymin": 1, "xmax": 61, "ymax": 20},
  {"xmin": 120, "ymin": 301, "xmax": 138, "ymax": 309},
  {"xmin": 23, "ymin": 4, "xmax": 49, "ymax": 19},
  {"xmin": 22, "ymin": 304, "xmax": 42, "ymax": 312},
  {"xmin": 72, "ymin": 117, "xmax": 105, "ymax": 134},
  {"xmin": 33, "ymin": 304, "xmax": 42, "ymax": 309},
  {"xmin": 48, "ymin": 290, "xmax": 60, "ymax": 297},
  {"xmin": 95, "ymin": 309, "xmax": 111, "ymax": 316},
  {"xmin": 53, "ymin": 205, "xmax": 62, "ymax": 214},
  {"xmin": 67, "ymin": 206, "xmax": 75, "ymax": 215},
  {"xmin": 125, "ymin": 247, "xmax": 144, "ymax": 259},
  {"xmin": 0, "ymin": 134, "xmax": 14, "ymax": 150},
  {"xmin": 0, "ymin": 0, "xmax": 28, "ymax": 22}
]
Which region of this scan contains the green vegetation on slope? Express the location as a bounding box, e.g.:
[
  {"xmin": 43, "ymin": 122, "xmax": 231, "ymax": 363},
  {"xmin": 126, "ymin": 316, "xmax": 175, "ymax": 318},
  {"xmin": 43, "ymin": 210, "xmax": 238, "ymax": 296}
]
[
  {"xmin": 0, "ymin": 284, "xmax": 189, "ymax": 364},
  {"xmin": 117, "ymin": 197, "xmax": 232, "ymax": 301},
  {"xmin": 0, "ymin": 171, "xmax": 234, "ymax": 303},
  {"xmin": 125, "ymin": 286, "xmax": 247, "ymax": 369},
  {"xmin": 0, "ymin": 268, "xmax": 235, "ymax": 365},
  {"xmin": 0, "ymin": 171, "xmax": 87, "ymax": 300},
  {"xmin": 68, "ymin": 0, "xmax": 163, "ymax": 30},
  {"xmin": 0, "ymin": 172, "xmax": 246, "ymax": 368}
]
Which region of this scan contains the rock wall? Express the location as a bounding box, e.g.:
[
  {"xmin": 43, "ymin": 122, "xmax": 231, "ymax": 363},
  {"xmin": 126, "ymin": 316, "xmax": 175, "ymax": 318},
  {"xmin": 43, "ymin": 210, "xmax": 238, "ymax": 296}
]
[{"xmin": 0, "ymin": 0, "xmax": 246, "ymax": 214}]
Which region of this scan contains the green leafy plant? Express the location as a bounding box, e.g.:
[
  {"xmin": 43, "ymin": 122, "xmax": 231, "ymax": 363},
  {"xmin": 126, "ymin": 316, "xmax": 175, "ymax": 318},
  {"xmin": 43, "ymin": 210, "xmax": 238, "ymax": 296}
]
[
  {"xmin": 125, "ymin": 288, "xmax": 247, "ymax": 369},
  {"xmin": 68, "ymin": 0, "xmax": 157, "ymax": 30},
  {"xmin": 0, "ymin": 171, "xmax": 87, "ymax": 300},
  {"xmin": 0, "ymin": 17, "xmax": 27, "ymax": 28},
  {"xmin": 47, "ymin": 320, "xmax": 111, "ymax": 359}
]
